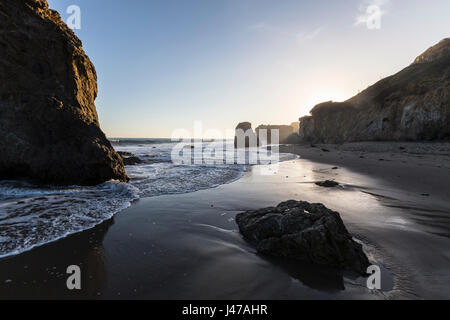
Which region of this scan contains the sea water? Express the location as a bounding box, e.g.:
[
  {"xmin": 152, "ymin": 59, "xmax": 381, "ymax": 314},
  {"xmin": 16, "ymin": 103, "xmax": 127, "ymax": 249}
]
[{"xmin": 0, "ymin": 139, "xmax": 296, "ymax": 258}]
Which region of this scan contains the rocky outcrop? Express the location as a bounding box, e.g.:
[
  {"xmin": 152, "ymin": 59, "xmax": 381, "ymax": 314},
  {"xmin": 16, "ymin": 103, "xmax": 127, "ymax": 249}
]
[
  {"xmin": 290, "ymin": 121, "xmax": 300, "ymax": 133},
  {"xmin": 118, "ymin": 152, "xmax": 142, "ymax": 166},
  {"xmin": 234, "ymin": 122, "xmax": 259, "ymax": 148},
  {"xmin": 255, "ymin": 125, "xmax": 297, "ymax": 144},
  {"xmin": 236, "ymin": 200, "xmax": 370, "ymax": 274},
  {"xmin": 283, "ymin": 133, "xmax": 302, "ymax": 144},
  {"xmin": 0, "ymin": 0, "xmax": 129, "ymax": 185},
  {"xmin": 234, "ymin": 122, "xmax": 299, "ymax": 147},
  {"xmin": 299, "ymin": 38, "xmax": 450, "ymax": 143}
]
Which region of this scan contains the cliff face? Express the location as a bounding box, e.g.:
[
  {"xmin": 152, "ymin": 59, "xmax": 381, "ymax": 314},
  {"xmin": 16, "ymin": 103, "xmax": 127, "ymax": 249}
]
[
  {"xmin": 0, "ymin": 0, "xmax": 128, "ymax": 185},
  {"xmin": 255, "ymin": 125, "xmax": 296, "ymax": 144},
  {"xmin": 299, "ymin": 38, "xmax": 450, "ymax": 143}
]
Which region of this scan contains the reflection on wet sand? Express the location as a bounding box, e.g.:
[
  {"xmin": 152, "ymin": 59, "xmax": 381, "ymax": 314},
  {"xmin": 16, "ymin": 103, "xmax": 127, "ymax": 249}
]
[
  {"xmin": 262, "ymin": 256, "xmax": 346, "ymax": 292},
  {"xmin": 0, "ymin": 219, "xmax": 112, "ymax": 299},
  {"xmin": 0, "ymin": 158, "xmax": 449, "ymax": 299}
]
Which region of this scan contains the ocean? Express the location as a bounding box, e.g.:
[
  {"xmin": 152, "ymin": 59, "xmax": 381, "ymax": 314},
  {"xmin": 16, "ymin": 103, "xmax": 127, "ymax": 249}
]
[{"xmin": 0, "ymin": 138, "xmax": 295, "ymax": 258}]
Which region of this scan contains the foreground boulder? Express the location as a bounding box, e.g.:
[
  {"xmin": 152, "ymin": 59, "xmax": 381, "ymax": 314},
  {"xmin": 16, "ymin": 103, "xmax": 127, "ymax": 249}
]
[
  {"xmin": 236, "ymin": 200, "xmax": 370, "ymax": 274},
  {"xmin": 0, "ymin": 0, "xmax": 128, "ymax": 185},
  {"xmin": 299, "ymin": 38, "xmax": 450, "ymax": 143}
]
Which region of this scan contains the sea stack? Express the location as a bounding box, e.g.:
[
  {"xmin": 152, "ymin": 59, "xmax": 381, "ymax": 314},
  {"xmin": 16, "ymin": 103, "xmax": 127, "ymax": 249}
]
[
  {"xmin": 234, "ymin": 122, "xmax": 300, "ymax": 147},
  {"xmin": 298, "ymin": 38, "xmax": 450, "ymax": 143},
  {"xmin": 234, "ymin": 122, "xmax": 259, "ymax": 148},
  {"xmin": 0, "ymin": 0, "xmax": 129, "ymax": 185}
]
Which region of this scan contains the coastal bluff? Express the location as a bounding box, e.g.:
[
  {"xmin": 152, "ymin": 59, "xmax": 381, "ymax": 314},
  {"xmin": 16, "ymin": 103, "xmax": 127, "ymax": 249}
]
[
  {"xmin": 0, "ymin": 0, "xmax": 128, "ymax": 185},
  {"xmin": 299, "ymin": 38, "xmax": 450, "ymax": 143}
]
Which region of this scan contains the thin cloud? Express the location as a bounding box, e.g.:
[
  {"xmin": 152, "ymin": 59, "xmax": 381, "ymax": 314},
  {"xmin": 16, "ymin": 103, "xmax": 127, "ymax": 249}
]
[
  {"xmin": 247, "ymin": 23, "xmax": 287, "ymax": 36},
  {"xmin": 297, "ymin": 27, "xmax": 324, "ymax": 43},
  {"xmin": 248, "ymin": 23, "xmax": 270, "ymax": 31},
  {"xmin": 249, "ymin": 23, "xmax": 324, "ymax": 43}
]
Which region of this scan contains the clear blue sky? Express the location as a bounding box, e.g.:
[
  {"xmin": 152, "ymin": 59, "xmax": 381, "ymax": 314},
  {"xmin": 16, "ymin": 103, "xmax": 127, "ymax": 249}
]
[{"xmin": 48, "ymin": 0, "xmax": 450, "ymax": 138}]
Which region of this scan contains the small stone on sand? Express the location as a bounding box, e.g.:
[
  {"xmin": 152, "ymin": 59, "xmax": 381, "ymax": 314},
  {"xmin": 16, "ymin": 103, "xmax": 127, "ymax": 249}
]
[{"xmin": 315, "ymin": 180, "xmax": 340, "ymax": 188}]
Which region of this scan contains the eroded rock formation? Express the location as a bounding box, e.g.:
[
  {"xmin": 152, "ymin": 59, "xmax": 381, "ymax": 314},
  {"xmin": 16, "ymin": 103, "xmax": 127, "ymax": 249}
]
[
  {"xmin": 236, "ymin": 200, "xmax": 370, "ymax": 274},
  {"xmin": 234, "ymin": 122, "xmax": 259, "ymax": 148},
  {"xmin": 299, "ymin": 38, "xmax": 450, "ymax": 143},
  {"xmin": 255, "ymin": 125, "xmax": 297, "ymax": 144},
  {"xmin": 0, "ymin": 0, "xmax": 129, "ymax": 185},
  {"xmin": 234, "ymin": 122, "xmax": 299, "ymax": 147}
]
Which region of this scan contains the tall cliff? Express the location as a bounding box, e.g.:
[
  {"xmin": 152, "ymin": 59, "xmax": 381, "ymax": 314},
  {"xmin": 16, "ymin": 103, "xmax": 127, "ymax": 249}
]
[
  {"xmin": 0, "ymin": 0, "xmax": 129, "ymax": 185},
  {"xmin": 299, "ymin": 38, "xmax": 450, "ymax": 143}
]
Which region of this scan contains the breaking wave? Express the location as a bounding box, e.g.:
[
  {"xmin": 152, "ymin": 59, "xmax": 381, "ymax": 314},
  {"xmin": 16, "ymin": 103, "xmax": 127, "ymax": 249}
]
[{"xmin": 0, "ymin": 139, "xmax": 296, "ymax": 258}]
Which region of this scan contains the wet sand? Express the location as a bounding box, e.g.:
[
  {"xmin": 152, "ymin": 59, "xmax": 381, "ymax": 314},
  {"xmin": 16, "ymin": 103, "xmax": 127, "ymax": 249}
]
[
  {"xmin": 1, "ymin": 147, "xmax": 449, "ymax": 299},
  {"xmin": 280, "ymin": 142, "xmax": 450, "ymax": 209}
]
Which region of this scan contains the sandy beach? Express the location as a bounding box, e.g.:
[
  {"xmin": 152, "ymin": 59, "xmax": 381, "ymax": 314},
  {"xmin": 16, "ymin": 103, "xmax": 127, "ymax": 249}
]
[
  {"xmin": 1, "ymin": 142, "xmax": 449, "ymax": 300},
  {"xmin": 1, "ymin": 0, "xmax": 449, "ymax": 306}
]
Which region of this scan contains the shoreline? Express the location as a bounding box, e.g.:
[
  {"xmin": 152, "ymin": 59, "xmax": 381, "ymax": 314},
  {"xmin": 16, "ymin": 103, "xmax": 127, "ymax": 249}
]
[
  {"xmin": 280, "ymin": 142, "xmax": 450, "ymax": 209},
  {"xmin": 1, "ymin": 145, "xmax": 449, "ymax": 299}
]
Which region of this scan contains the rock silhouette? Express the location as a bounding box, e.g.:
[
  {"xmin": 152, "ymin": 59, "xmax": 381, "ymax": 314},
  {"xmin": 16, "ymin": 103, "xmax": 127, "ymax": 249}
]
[
  {"xmin": 299, "ymin": 39, "xmax": 450, "ymax": 143},
  {"xmin": 0, "ymin": 0, "xmax": 129, "ymax": 185},
  {"xmin": 234, "ymin": 122, "xmax": 259, "ymax": 148},
  {"xmin": 234, "ymin": 122, "xmax": 299, "ymax": 147}
]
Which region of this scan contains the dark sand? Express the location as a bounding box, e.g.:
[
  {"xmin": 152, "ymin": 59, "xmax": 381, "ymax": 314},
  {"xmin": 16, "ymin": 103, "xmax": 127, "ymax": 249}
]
[{"xmin": 1, "ymin": 143, "xmax": 449, "ymax": 299}]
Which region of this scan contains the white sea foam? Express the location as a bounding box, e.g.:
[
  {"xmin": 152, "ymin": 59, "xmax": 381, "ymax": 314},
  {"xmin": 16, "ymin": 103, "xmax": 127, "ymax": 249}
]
[
  {"xmin": 0, "ymin": 181, "xmax": 139, "ymax": 258},
  {"xmin": 0, "ymin": 139, "xmax": 296, "ymax": 258}
]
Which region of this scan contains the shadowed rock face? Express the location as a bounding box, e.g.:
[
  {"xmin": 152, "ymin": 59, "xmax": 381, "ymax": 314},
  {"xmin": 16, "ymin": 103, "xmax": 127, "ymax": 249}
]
[
  {"xmin": 236, "ymin": 200, "xmax": 370, "ymax": 275},
  {"xmin": 0, "ymin": 0, "xmax": 129, "ymax": 185},
  {"xmin": 255, "ymin": 125, "xmax": 296, "ymax": 144},
  {"xmin": 299, "ymin": 38, "xmax": 450, "ymax": 143}
]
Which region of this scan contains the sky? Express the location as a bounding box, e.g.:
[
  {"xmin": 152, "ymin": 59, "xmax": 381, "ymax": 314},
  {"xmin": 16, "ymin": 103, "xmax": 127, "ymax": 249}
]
[{"xmin": 47, "ymin": 0, "xmax": 450, "ymax": 138}]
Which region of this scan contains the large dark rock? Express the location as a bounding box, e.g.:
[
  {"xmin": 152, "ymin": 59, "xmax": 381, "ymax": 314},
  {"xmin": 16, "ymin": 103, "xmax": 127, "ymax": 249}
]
[
  {"xmin": 236, "ymin": 200, "xmax": 370, "ymax": 274},
  {"xmin": 0, "ymin": 0, "xmax": 129, "ymax": 185},
  {"xmin": 299, "ymin": 38, "xmax": 450, "ymax": 143}
]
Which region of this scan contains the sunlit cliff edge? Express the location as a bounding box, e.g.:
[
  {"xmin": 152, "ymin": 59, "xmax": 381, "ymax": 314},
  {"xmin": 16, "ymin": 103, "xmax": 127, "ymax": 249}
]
[
  {"xmin": 299, "ymin": 38, "xmax": 450, "ymax": 143},
  {"xmin": 0, "ymin": 0, "xmax": 128, "ymax": 185}
]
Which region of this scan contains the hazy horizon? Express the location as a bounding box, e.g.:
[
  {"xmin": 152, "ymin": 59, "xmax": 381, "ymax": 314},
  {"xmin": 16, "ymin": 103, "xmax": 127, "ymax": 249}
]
[{"xmin": 48, "ymin": 0, "xmax": 450, "ymax": 138}]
